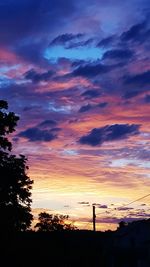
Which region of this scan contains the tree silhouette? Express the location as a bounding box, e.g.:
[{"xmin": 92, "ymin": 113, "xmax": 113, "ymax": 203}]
[
  {"xmin": 118, "ymin": 220, "xmax": 128, "ymax": 229},
  {"xmin": 35, "ymin": 212, "xmax": 77, "ymax": 231},
  {"xmin": 0, "ymin": 100, "xmax": 33, "ymax": 232}
]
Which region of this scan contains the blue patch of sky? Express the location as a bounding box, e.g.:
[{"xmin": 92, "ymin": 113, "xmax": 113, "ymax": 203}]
[
  {"xmin": 44, "ymin": 45, "xmax": 104, "ymax": 61},
  {"xmin": 0, "ymin": 64, "xmax": 21, "ymax": 80},
  {"xmin": 0, "ymin": 78, "xmax": 13, "ymax": 87},
  {"xmin": 62, "ymin": 149, "xmax": 78, "ymax": 156},
  {"xmin": 48, "ymin": 101, "xmax": 72, "ymax": 114},
  {"xmin": 0, "ymin": 64, "xmax": 21, "ymax": 73},
  {"xmin": 110, "ymin": 159, "xmax": 150, "ymax": 169}
]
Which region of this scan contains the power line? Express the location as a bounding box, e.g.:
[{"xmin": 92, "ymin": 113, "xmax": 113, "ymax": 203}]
[
  {"xmin": 96, "ymin": 193, "xmax": 150, "ymax": 217},
  {"xmin": 117, "ymin": 193, "xmax": 150, "ymax": 209},
  {"xmin": 78, "ymin": 194, "xmax": 150, "ymax": 229},
  {"xmin": 82, "ymin": 193, "xmax": 150, "ymax": 230}
]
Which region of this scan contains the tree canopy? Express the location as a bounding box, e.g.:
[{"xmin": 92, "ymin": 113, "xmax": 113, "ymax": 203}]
[
  {"xmin": 0, "ymin": 100, "xmax": 33, "ymax": 232},
  {"xmin": 35, "ymin": 212, "xmax": 77, "ymax": 231}
]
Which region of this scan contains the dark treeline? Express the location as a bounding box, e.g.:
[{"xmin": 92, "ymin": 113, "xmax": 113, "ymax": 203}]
[{"xmin": 1, "ymin": 221, "xmax": 150, "ymax": 267}]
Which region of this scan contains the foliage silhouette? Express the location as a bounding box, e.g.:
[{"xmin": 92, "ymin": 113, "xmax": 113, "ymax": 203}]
[
  {"xmin": 0, "ymin": 100, "xmax": 33, "ymax": 232},
  {"xmin": 35, "ymin": 212, "xmax": 77, "ymax": 231},
  {"xmin": 118, "ymin": 220, "xmax": 128, "ymax": 229}
]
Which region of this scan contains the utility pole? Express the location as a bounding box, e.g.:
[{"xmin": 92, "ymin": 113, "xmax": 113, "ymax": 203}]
[{"xmin": 92, "ymin": 205, "xmax": 96, "ymax": 231}]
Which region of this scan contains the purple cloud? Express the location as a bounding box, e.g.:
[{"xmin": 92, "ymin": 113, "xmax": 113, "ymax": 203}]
[
  {"xmin": 97, "ymin": 35, "xmax": 116, "ymax": 47},
  {"xmin": 49, "ymin": 33, "xmax": 84, "ymax": 46},
  {"xmin": 18, "ymin": 127, "xmax": 57, "ymax": 142},
  {"xmin": 124, "ymin": 71, "xmax": 150, "ymax": 86},
  {"xmin": 24, "ymin": 69, "xmax": 55, "ymax": 83},
  {"xmin": 98, "ymin": 205, "xmax": 108, "ymax": 209},
  {"xmin": 102, "ymin": 49, "xmax": 134, "ymax": 61},
  {"xmin": 78, "ymin": 202, "xmax": 89, "ymax": 205},
  {"xmin": 79, "ymin": 124, "xmax": 140, "ymax": 146},
  {"xmin": 72, "ymin": 63, "xmax": 112, "ymax": 78},
  {"xmin": 121, "ymin": 21, "xmax": 149, "ymax": 43},
  {"xmin": 79, "ymin": 104, "xmax": 93, "ymax": 113},
  {"xmin": 81, "ymin": 90, "xmax": 101, "ymax": 99}
]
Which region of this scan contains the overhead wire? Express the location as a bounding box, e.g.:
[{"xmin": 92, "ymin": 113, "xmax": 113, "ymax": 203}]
[
  {"xmin": 96, "ymin": 193, "xmax": 150, "ymax": 217},
  {"xmin": 83, "ymin": 193, "xmax": 150, "ymax": 230}
]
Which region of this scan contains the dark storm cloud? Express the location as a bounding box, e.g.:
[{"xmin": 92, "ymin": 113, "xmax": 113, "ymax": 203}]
[
  {"xmin": 72, "ymin": 63, "xmax": 112, "ymax": 78},
  {"xmin": 24, "ymin": 69, "xmax": 54, "ymax": 83},
  {"xmin": 102, "ymin": 49, "xmax": 134, "ymax": 60},
  {"xmin": 18, "ymin": 127, "xmax": 57, "ymax": 142},
  {"xmin": 49, "ymin": 33, "xmax": 84, "ymax": 46},
  {"xmin": 81, "ymin": 90, "xmax": 101, "ymax": 98},
  {"xmin": 124, "ymin": 71, "xmax": 150, "ymax": 86},
  {"xmin": 79, "ymin": 124, "xmax": 140, "ymax": 146},
  {"xmin": 121, "ymin": 21, "xmax": 150, "ymax": 43}
]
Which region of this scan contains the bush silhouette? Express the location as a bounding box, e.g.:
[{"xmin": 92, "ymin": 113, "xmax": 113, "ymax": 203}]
[{"xmin": 35, "ymin": 212, "xmax": 77, "ymax": 231}]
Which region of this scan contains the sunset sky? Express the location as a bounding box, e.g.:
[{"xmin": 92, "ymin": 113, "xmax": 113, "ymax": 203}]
[{"xmin": 0, "ymin": 0, "xmax": 150, "ymax": 231}]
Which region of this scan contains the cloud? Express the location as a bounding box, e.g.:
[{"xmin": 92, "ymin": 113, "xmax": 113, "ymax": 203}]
[
  {"xmin": 81, "ymin": 90, "xmax": 101, "ymax": 99},
  {"xmin": 124, "ymin": 70, "xmax": 150, "ymax": 86},
  {"xmin": 98, "ymin": 205, "xmax": 108, "ymax": 209},
  {"xmin": 102, "ymin": 49, "xmax": 134, "ymax": 60},
  {"xmin": 79, "ymin": 104, "xmax": 93, "ymax": 113},
  {"xmin": 79, "ymin": 124, "xmax": 140, "ymax": 146},
  {"xmin": 72, "ymin": 63, "xmax": 112, "ymax": 78},
  {"xmin": 123, "ymin": 90, "xmax": 140, "ymax": 99},
  {"xmin": 97, "ymin": 102, "xmax": 108, "ymax": 108},
  {"xmin": 78, "ymin": 102, "xmax": 108, "ymax": 113},
  {"xmin": 121, "ymin": 21, "xmax": 149, "ymax": 43},
  {"xmin": 144, "ymin": 94, "xmax": 150, "ymax": 103},
  {"xmin": 97, "ymin": 35, "xmax": 116, "ymax": 47},
  {"xmin": 49, "ymin": 35, "xmax": 95, "ymax": 50},
  {"xmin": 24, "ymin": 69, "xmax": 54, "ymax": 83},
  {"xmin": 66, "ymin": 38, "xmax": 95, "ymax": 49},
  {"xmin": 78, "ymin": 201, "xmax": 89, "ymax": 205},
  {"xmin": 49, "ymin": 33, "xmax": 84, "ymax": 46},
  {"xmin": 50, "ymin": 127, "xmax": 61, "ymax": 132},
  {"xmin": 13, "ymin": 40, "xmax": 48, "ymax": 65},
  {"xmin": 71, "ymin": 59, "xmax": 87, "ymax": 67},
  {"xmin": 18, "ymin": 127, "xmax": 57, "ymax": 142},
  {"xmin": 117, "ymin": 207, "xmax": 134, "ymax": 211},
  {"xmin": 0, "ymin": 0, "xmax": 77, "ymax": 46},
  {"xmin": 38, "ymin": 120, "xmax": 57, "ymax": 128},
  {"xmin": 0, "ymin": 0, "xmax": 78, "ymax": 65}
]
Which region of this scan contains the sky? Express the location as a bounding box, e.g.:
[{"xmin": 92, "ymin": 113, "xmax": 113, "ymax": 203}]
[{"xmin": 0, "ymin": 0, "xmax": 150, "ymax": 231}]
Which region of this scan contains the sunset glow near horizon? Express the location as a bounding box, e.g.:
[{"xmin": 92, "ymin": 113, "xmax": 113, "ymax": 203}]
[{"xmin": 0, "ymin": 0, "xmax": 150, "ymax": 231}]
